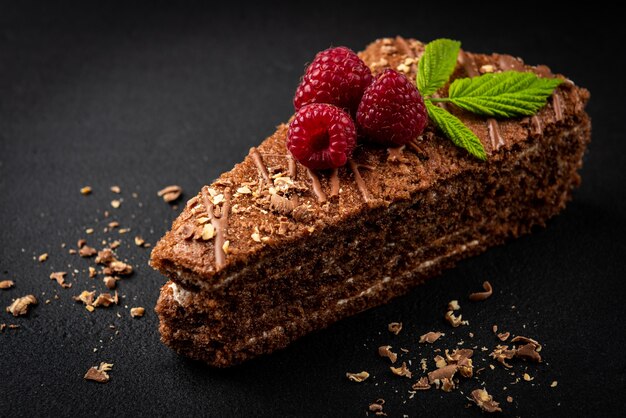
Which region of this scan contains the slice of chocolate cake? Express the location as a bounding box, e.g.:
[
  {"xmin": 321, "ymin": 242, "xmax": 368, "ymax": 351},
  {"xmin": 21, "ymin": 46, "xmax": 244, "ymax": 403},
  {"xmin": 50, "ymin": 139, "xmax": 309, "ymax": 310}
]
[{"xmin": 150, "ymin": 37, "xmax": 591, "ymax": 367}]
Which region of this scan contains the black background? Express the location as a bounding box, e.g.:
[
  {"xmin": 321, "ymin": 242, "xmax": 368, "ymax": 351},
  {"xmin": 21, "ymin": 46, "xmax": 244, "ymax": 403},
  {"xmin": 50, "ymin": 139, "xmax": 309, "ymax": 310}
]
[{"xmin": 1, "ymin": 2, "xmax": 625, "ymax": 417}]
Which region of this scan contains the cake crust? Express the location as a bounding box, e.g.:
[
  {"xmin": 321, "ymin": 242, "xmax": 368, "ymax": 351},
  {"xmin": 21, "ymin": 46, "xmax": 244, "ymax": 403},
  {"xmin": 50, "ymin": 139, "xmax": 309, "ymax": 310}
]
[{"xmin": 151, "ymin": 37, "xmax": 591, "ymax": 367}]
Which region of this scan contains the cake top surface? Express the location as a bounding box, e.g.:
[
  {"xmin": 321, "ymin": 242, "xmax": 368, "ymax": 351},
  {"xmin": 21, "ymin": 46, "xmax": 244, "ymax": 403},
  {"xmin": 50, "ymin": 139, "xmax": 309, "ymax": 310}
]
[{"xmin": 150, "ymin": 36, "xmax": 589, "ymax": 283}]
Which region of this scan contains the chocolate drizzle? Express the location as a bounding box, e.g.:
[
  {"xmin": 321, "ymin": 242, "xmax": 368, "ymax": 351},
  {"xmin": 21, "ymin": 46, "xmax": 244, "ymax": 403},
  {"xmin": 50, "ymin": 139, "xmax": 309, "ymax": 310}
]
[
  {"xmin": 249, "ymin": 147, "xmax": 271, "ymax": 185},
  {"xmin": 553, "ymin": 92, "xmax": 564, "ymax": 121},
  {"xmin": 349, "ymin": 160, "xmax": 372, "ymax": 203},
  {"xmin": 329, "ymin": 168, "xmax": 340, "ymax": 198},
  {"xmin": 459, "ymin": 51, "xmax": 479, "ymax": 77},
  {"xmin": 306, "ymin": 168, "xmax": 327, "ymax": 203},
  {"xmin": 487, "ymin": 119, "xmax": 505, "ymax": 151},
  {"xmin": 287, "ymin": 153, "xmax": 297, "ymax": 179},
  {"xmin": 201, "ymin": 186, "xmax": 232, "ymax": 270}
]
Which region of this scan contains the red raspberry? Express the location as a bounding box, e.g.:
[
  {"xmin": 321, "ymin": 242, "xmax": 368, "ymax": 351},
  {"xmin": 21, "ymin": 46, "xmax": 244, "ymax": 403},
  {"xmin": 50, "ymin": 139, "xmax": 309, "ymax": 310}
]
[
  {"xmin": 356, "ymin": 69, "xmax": 428, "ymax": 146},
  {"xmin": 294, "ymin": 46, "xmax": 373, "ymax": 115},
  {"xmin": 287, "ymin": 103, "xmax": 356, "ymax": 170}
]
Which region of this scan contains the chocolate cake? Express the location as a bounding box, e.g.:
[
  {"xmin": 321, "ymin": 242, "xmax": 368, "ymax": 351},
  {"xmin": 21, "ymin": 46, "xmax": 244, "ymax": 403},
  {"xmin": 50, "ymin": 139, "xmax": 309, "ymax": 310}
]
[{"xmin": 150, "ymin": 37, "xmax": 591, "ymax": 367}]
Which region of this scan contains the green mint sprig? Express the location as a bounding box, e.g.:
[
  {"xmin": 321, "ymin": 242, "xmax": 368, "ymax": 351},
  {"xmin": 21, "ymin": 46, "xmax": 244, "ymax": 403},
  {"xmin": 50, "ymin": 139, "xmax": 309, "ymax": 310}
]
[{"xmin": 417, "ymin": 39, "xmax": 563, "ymax": 160}]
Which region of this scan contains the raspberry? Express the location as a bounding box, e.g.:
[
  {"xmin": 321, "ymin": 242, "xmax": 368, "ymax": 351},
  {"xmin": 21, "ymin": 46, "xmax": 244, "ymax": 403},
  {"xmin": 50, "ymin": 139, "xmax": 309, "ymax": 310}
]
[
  {"xmin": 294, "ymin": 46, "xmax": 373, "ymax": 115},
  {"xmin": 356, "ymin": 69, "xmax": 428, "ymax": 146},
  {"xmin": 287, "ymin": 103, "xmax": 356, "ymax": 170}
]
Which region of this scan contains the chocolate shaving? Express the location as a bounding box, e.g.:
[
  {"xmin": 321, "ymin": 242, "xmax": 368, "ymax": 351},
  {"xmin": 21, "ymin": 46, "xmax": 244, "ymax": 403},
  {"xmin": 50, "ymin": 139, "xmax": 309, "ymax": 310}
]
[
  {"xmin": 368, "ymin": 399, "xmax": 386, "ymax": 416},
  {"xmin": 346, "ymin": 371, "xmax": 370, "ymax": 382},
  {"xmin": 511, "ymin": 335, "xmax": 542, "ymax": 351},
  {"xmin": 378, "ymin": 345, "xmax": 398, "ymax": 363},
  {"xmin": 470, "ymin": 388, "xmax": 502, "ymax": 413},
  {"xmin": 490, "ymin": 345, "xmax": 517, "ymax": 368},
  {"xmin": 388, "ymin": 322, "xmax": 403, "ymax": 335},
  {"xmin": 419, "ymin": 331, "xmax": 444, "ymax": 344},
  {"xmin": 427, "ymin": 364, "xmax": 457, "ymax": 383},
  {"xmin": 390, "ymin": 362, "xmax": 412, "ymax": 378},
  {"xmin": 157, "ymin": 185, "xmax": 183, "ymax": 203},
  {"xmin": 269, "ymin": 193, "xmax": 297, "ymax": 215},
  {"xmin": 469, "ymin": 281, "xmax": 493, "ymax": 301},
  {"xmin": 445, "ymin": 310, "xmax": 464, "ymax": 327},
  {"xmin": 84, "ymin": 362, "xmax": 113, "ymax": 383},
  {"xmin": 6, "ymin": 295, "xmax": 37, "ymax": 316},
  {"xmin": 497, "ymin": 332, "xmax": 510, "ymax": 341},
  {"xmin": 0, "ymin": 280, "xmax": 14, "ymax": 289},
  {"xmin": 515, "ymin": 343, "xmax": 542, "ymax": 363},
  {"xmin": 411, "ymin": 376, "xmax": 431, "ymax": 390},
  {"xmin": 49, "ymin": 272, "xmax": 71, "ymax": 288}
]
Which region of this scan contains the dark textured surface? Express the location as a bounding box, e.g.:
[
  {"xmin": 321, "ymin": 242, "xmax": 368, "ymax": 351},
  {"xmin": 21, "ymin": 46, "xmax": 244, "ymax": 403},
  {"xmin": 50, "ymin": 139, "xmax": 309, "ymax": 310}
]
[{"xmin": 0, "ymin": 2, "xmax": 624, "ymax": 417}]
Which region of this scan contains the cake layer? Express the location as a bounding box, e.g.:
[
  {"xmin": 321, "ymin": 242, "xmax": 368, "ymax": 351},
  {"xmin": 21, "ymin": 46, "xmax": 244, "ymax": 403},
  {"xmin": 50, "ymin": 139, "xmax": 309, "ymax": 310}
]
[{"xmin": 151, "ymin": 37, "xmax": 591, "ymax": 367}]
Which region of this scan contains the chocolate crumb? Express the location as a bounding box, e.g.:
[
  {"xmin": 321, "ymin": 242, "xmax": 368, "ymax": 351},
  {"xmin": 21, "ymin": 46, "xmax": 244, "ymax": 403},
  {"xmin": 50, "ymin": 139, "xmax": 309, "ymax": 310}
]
[
  {"xmin": 8, "ymin": 324, "xmax": 20, "ymax": 330},
  {"xmin": 378, "ymin": 345, "xmax": 398, "ymax": 363},
  {"xmin": 448, "ymin": 300, "xmax": 461, "ymax": 311},
  {"xmin": 158, "ymin": 185, "xmax": 183, "ymax": 203},
  {"xmin": 134, "ymin": 236, "xmax": 146, "ymax": 247},
  {"xmin": 469, "ymin": 281, "xmax": 493, "ymax": 301},
  {"xmin": 523, "ymin": 373, "xmax": 534, "ymax": 381},
  {"xmin": 79, "ymin": 245, "xmax": 97, "ymax": 258},
  {"xmin": 506, "ymin": 396, "xmax": 513, "ymax": 403},
  {"xmin": 0, "ymin": 324, "xmax": 5, "ymax": 332},
  {"xmin": 84, "ymin": 362, "xmax": 113, "ymax": 383},
  {"xmin": 346, "ymin": 371, "xmax": 370, "ymax": 382},
  {"xmin": 470, "ymin": 388, "xmax": 502, "ymax": 413},
  {"xmin": 130, "ymin": 307, "xmax": 145, "ymax": 318},
  {"xmin": 85, "ymin": 228, "xmax": 94, "ymax": 234},
  {"xmin": 110, "ymin": 199, "xmax": 121, "ymax": 209},
  {"xmin": 434, "ymin": 355, "xmax": 447, "ymax": 369},
  {"xmin": 388, "ymin": 322, "xmax": 403, "ymax": 335},
  {"xmin": 103, "ymin": 276, "xmax": 118, "ymax": 290},
  {"xmin": 390, "ymin": 362, "xmax": 412, "ymax": 378},
  {"xmin": 6, "ymin": 294, "xmax": 37, "ymax": 316},
  {"xmin": 77, "ymin": 239, "xmax": 87, "ymax": 248},
  {"xmin": 551, "ymin": 380, "xmax": 558, "ymax": 388},
  {"xmin": 110, "ymin": 186, "xmax": 121, "ymax": 194},
  {"xmin": 0, "ymin": 280, "xmax": 14, "ymax": 289},
  {"xmin": 88, "ymin": 267, "xmax": 97, "ymax": 278},
  {"xmin": 412, "ymin": 376, "xmax": 431, "ymax": 390},
  {"xmin": 73, "ymin": 290, "xmax": 96, "ymax": 306},
  {"xmin": 80, "ymin": 186, "xmax": 92, "ymax": 195},
  {"xmin": 50, "ymin": 272, "xmax": 71, "ymax": 288},
  {"xmin": 38, "ymin": 253, "xmax": 48, "ymax": 262},
  {"xmin": 419, "ymin": 331, "xmax": 444, "ymax": 344},
  {"xmin": 93, "ymin": 292, "xmax": 118, "ymax": 307}
]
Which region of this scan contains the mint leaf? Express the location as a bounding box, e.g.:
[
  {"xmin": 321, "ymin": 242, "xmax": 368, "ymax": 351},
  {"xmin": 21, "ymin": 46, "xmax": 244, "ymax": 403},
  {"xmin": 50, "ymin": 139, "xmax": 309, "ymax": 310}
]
[
  {"xmin": 417, "ymin": 39, "xmax": 461, "ymax": 96},
  {"xmin": 447, "ymin": 72, "xmax": 563, "ymax": 117},
  {"xmin": 425, "ymin": 101, "xmax": 486, "ymax": 160}
]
